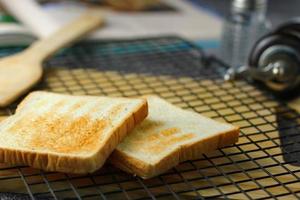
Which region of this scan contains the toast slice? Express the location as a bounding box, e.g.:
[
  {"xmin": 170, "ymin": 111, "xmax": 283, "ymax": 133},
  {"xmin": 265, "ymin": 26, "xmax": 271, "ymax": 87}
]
[
  {"xmin": 0, "ymin": 91, "xmax": 148, "ymax": 173},
  {"xmin": 110, "ymin": 96, "xmax": 239, "ymax": 179}
]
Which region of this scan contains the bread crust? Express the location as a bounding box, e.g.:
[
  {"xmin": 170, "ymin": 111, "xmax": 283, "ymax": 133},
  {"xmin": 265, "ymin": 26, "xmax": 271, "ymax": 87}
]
[
  {"xmin": 0, "ymin": 94, "xmax": 148, "ymax": 174},
  {"xmin": 111, "ymin": 127, "xmax": 239, "ymax": 179}
]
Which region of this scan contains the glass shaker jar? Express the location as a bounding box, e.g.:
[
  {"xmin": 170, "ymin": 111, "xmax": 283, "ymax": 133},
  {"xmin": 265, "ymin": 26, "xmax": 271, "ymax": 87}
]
[{"xmin": 220, "ymin": 0, "xmax": 270, "ymax": 79}]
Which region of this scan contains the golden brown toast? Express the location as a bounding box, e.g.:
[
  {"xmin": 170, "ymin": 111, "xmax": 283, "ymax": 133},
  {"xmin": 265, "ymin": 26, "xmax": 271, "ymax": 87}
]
[
  {"xmin": 110, "ymin": 96, "xmax": 239, "ymax": 179},
  {"xmin": 0, "ymin": 91, "xmax": 148, "ymax": 173}
]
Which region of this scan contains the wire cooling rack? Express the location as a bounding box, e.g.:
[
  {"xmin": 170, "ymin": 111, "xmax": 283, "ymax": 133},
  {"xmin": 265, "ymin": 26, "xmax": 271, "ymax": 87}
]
[{"xmin": 0, "ymin": 36, "xmax": 300, "ymax": 200}]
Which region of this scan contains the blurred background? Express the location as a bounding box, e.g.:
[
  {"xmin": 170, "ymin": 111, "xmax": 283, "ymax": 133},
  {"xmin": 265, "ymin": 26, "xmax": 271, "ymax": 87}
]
[
  {"xmin": 0, "ymin": 0, "xmax": 300, "ymax": 95},
  {"xmin": 0, "ymin": 0, "xmax": 298, "ymax": 48},
  {"xmin": 200, "ymin": 0, "xmax": 299, "ymax": 26}
]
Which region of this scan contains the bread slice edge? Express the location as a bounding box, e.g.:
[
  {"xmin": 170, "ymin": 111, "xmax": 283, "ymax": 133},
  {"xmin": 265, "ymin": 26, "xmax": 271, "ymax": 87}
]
[{"xmin": 111, "ymin": 126, "xmax": 238, "ymax": 179}]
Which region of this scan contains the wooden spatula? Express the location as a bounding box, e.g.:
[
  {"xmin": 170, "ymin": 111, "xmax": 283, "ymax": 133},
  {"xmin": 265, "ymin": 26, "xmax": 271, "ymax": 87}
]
[{"xmin": 0, "ymin": 10, "xmax": 104, "ymax": 107}]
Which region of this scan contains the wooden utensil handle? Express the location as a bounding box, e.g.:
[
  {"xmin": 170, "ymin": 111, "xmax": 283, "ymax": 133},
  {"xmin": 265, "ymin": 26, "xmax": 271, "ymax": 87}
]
[{"xmin": 26, "ymin": 9, "xmax": 104, "ymax": 62}]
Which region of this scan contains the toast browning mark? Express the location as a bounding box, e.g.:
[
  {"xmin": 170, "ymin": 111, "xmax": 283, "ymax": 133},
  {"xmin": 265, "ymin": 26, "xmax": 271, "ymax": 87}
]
[
  {"xmin": 147, "ymin": 133, "xmax": 195, "ymax": 154},
  {"xmin": 145, "ymin": 127, "xmax": 180, "ymax": 143},
  {"xmin": 124, "ymin": 124, "xmax": 196, "ymax": 154},
  {"xmin": 9, "ymin": 100, "xmax": 67, "ymax": 134},
  {"xmin": 29, "ymin": 116, "xmax": 108, "ymax": 153},
  {"xmin": 109, "ymin": 103, "xmax": 125, "ymax": 118},
  {"xmin": 160, "ymin": 127, "xmax": 179, "ymax": 137},
  {"xmin": 8, "ymin": 102, "xmax": 126, "ymax": 154}
]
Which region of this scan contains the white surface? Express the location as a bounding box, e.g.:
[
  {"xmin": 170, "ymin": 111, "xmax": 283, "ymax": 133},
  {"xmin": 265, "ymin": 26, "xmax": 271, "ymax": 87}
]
[
  {"xmin": 0, "ymin": 0, "xmax": 222, "ymax": 46},
  {"xmin": 42, "ymin": 0, "xmax": 222, "ymax": 40},
  {"xmin": 0, "ymin": 0, "xmax": 59, "ymax": 38}
]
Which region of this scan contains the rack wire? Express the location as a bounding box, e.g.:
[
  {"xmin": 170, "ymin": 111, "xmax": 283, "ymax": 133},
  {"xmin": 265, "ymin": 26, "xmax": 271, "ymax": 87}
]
[{"xmin": 0, "ymin": 36, "xmax": 299, "ymax": 199}]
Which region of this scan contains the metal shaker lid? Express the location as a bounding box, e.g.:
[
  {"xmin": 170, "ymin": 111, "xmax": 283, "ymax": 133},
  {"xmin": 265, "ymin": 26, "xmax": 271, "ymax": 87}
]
[{"xmin": 232, "ymin": 0, "xmax": 267, "ymax": 12}]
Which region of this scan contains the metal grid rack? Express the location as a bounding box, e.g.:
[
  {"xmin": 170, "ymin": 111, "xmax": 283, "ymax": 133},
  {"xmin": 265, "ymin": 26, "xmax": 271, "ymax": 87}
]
[{"xmin": 0, "ymin": 36, "xmax": 299, "ymax": 199}]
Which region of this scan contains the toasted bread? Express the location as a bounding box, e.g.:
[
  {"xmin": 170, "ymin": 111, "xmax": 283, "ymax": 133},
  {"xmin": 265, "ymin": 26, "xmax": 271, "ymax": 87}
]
[
  {"xmin": 0, "ymin": 91, "xmax": 148, "ymax": 173},
  {"xmin": 110, "ymin": 96, "xmax": 239, "ymax": 179}
]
